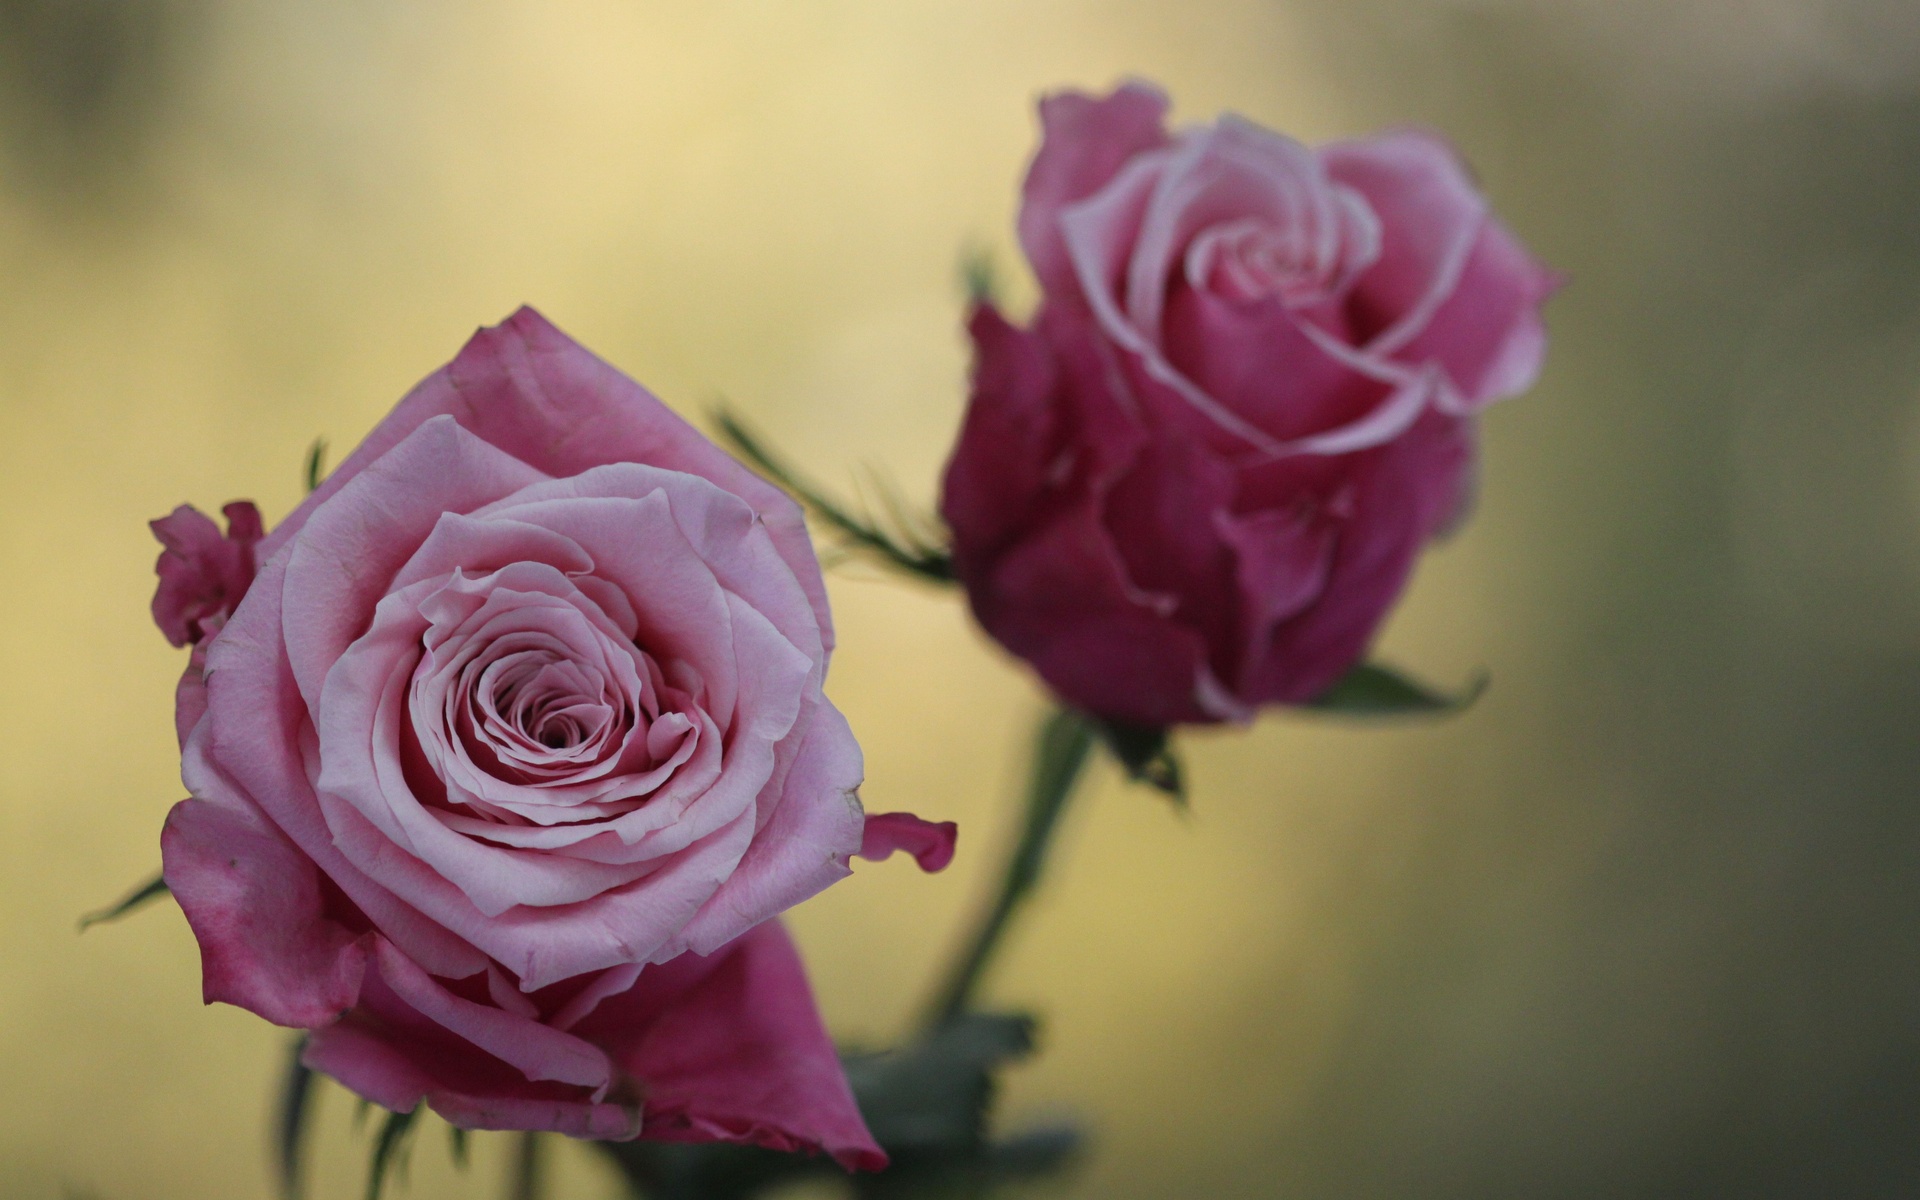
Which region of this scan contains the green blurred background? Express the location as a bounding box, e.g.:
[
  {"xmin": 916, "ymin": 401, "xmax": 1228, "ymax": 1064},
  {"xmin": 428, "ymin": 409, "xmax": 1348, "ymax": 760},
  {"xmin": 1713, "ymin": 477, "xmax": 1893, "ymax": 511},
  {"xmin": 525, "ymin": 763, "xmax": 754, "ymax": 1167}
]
[{"xmin": 4, "ymin": 1, "xmax": 1920, "ymax": 1196}]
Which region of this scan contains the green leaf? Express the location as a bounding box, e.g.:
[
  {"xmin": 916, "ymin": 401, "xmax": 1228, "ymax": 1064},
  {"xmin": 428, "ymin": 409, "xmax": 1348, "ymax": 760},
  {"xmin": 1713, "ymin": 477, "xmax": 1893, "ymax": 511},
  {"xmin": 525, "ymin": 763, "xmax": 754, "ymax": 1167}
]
[
  {"xmin": 845, "ymin": 1013, "xmax": 1084, "ymax": 1197},
  {"xmin": 365, "ymin": 1108, "xmax": 418, "ymax": 1200},
  {"xmin": 276, "ymin": 1035, "xmax": 317, "ymax": 1200},
  {"xmin": 711, "ymin": 408, "xmax": 954, "ymax": 584},
  {"xmin": 78, "ymin": 873, "xmax": 170, "ymax": 931},
  {"xmin": 1307, "ymin": 662, "xmax": 1488, "ymax": 715},
  {"xmin": 1093, "ymin": 720, "xmax": 1185, "ymax": 804},
  {"xmin": 844, "ymin": 1013, "xmax": 1036, "ymax": 1155},
  {"xmin": 305, "ymin": 438, "xmax": 328, "ymax": 494}
]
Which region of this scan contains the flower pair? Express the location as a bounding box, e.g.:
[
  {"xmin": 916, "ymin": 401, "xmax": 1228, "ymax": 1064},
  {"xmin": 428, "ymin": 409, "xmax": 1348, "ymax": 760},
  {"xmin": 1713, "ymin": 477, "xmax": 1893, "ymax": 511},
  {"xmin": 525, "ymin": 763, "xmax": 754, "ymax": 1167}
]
[{"xmin": 148, "ymin": 78, "xmax": 1552, "ymax": 1171}]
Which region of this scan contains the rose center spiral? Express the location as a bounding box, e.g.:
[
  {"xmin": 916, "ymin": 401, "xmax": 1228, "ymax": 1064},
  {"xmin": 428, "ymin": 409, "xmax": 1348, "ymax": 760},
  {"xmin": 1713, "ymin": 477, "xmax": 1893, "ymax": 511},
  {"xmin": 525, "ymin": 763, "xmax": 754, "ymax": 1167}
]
[
  {"xmin": 464, "ymin": 645, "xmax": 627, "ymax": 773},
  {"xmin": 1188, "ymin": 217, "xmax": 1336, "ymax": 307}
]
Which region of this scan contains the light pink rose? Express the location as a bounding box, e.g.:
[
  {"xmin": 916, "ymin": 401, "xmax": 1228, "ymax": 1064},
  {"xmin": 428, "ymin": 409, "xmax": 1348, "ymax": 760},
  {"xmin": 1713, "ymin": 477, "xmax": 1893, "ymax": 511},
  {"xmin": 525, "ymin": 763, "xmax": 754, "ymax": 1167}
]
[
  {"xmin": 942, "ymin": 80, "xmax": 1557, "ymax": 726},
  {"xmin": 156, "ymin": 308, "xmax": 953, "ymax": 1166}
]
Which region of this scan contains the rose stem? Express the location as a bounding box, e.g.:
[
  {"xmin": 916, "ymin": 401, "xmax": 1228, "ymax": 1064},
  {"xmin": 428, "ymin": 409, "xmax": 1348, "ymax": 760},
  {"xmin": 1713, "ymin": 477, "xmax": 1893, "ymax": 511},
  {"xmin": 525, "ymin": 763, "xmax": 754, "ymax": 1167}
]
[
  {"xmin": 508, "ymin": 1131, "xmax": 544, "ymax": 1200},
  {"xmin": 922, "ymin": 705, "xmax": 1095, "ymax": 1029}
]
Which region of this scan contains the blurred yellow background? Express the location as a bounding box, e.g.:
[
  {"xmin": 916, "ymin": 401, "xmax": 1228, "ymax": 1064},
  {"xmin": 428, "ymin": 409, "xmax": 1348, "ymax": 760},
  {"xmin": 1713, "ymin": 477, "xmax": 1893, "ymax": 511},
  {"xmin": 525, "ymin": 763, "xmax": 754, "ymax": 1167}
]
[{"xmin": 5, "ymin": 1, "xmax": 1920, "ymax": 1196}]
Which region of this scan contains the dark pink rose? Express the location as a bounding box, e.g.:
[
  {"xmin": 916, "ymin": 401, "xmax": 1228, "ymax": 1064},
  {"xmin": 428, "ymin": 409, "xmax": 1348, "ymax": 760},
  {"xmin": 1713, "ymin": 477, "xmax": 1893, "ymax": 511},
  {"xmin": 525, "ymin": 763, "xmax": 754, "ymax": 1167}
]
[
  {"xmin": 157, "ymin": 308, "xmax": 953, "ymax": 1167},
  {"xmin": 942, "ymin": 81, "xmax": 1558, "ymax": 726}
]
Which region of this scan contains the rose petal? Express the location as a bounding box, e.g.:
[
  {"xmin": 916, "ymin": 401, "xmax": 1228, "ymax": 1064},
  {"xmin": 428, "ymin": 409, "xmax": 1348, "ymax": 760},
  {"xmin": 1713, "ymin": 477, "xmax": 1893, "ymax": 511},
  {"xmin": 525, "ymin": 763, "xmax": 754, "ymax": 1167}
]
[
  {"xmin": 668, "ymin": 701, "xmax": 866, "ymax": 959},
  {"xmin": 577, "ymin": 921, "xmax": 885, "ymax": 1171},
  {"xmin": 1020, "ymin": 80, "xmax": 1172, "ymax": 304},
  {"xmin": 971, "ymin": 492, "xmax": 1218, "ymax": 727},
  {"xmin": 259, "ymin": 308, "xmax": 832, "ymax": 657},
  {"xmin": 160, "ymin": 793, "xmax": 367, "ymax": 1029},
  {"xmin": 198, "ymin": 548, "xmax": 491, "ymax": 981},
  {"xmin": 858, "ymin": 812, "xmax": 958, "ymax": 873},
  {"xmin": 304, "ymin": 925, "xmax": 881, "ymax": 1165},
  {"xmin": 1240, "ymin": 411, "xmax": 1470, "ymax": 704},
  {"xmin": 369, "ymin": 938, "xmax": 613, "ymax": 1092},
  {"xmin": 302, "ymin": 959, "xmax": 641, "ymax": 1141},
  {"xmin": 1324, "ymin": 129, "xmax": 1559, "ymax": 409},
  {"xmin": 941, "ymin": 305, "xmax": 1064, "ymax": 568},
  {"xmin": 281, "ymin": 414, "xmax": 548, "ymax": 715}
]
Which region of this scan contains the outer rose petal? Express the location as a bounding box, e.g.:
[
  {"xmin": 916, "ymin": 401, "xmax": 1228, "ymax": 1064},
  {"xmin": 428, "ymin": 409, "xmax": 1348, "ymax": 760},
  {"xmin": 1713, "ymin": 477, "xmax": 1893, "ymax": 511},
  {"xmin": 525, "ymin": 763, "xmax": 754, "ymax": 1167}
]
[
  {"xmin": 579, "ymin": 921, "xmax": 885, "ymax": 1171},
  {"xmin": 977, "ymin": 496, "xmax": 1219, "ymax": 726},
  {"xmin": 1020, "ymin": 80, "xmax": 1172, "ymax": 303},
  {"xmin": 305, "ymin": 923, "xmax": 881, "ymax": 1169},
  {"xmin": 1238, "ymin": 412, "xmax": 1472, "ymax": 704},
  {"xmin": 1406, "ymin": 217, "xmax": 1558, "ymax": 412},
  {"xmin": 858, "ymin": 812, "xmax": 958, "ymax": 873},
  {"xmin": 200, "ymin": 535, "xmax": 493, "ymax": 983},
  {"xmin": 667, "ymin": 702, "xmax": 867, "ymax": 959},
  {"xmin": 301, "ymin": 945, "xmax": 641, "ymax": 1142},
  {"xmin": 941, "ymin": 305, "xmax": 1062, "ymax": 566},
  {"xmin": 259, "ymin": 307, "xmax": 833, "ymax": 655},
  {"xmin": 1324, "ymin": 129, "xmax": 1560, "ymax": 409},
  {"xmin": 160, "ymin": 792, "xmax": 366, "ymax": 1029},
  {"xmin": 1100, "ymin": 433, "xmax": 1241, "ymax": 657},
  {"xmin": 173, "ymin": 637, "xmax": 212, "ymax": 749}
]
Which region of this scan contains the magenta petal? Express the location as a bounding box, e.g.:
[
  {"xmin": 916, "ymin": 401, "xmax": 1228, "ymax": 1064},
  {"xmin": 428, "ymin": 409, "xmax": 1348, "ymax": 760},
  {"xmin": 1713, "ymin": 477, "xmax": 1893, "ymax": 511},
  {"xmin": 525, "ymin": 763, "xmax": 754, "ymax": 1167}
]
[
  {"xmin": 369, "ymin": 939, "xmax": 614, "ymax": 1092},
  {"xmin": 150, "ymin": 501, "xmax": 263, "ymax": 648},
  {"xmin": 302, "ymin": 958, "xmax": 642, "ymax": 1142},
  {"xmin": 1241, "ymin": 412, "xmax": 1470, "ymax": 704},
  {"xmin": 858, "ymin": 812, "xmax": 958, "ymax": 873},
  {"xmin": 967, "ymin": 484, "xmax": 1218, "ymax": 725},
  {"xmin": 1213, "ymin": 503, "xmax": 1340, "ymax": 644},
  {"xmin": 300, "ymin": 1021, "xmax": 441, "ymax": 1115},
  {"xmin": 941, "ymin": 304, "xmax": 1063, "ymax": 568},
  {"xmin": 199, "ymin": 547, "xmax": 492, "ymax": 983},
  {"xmin": 1159, "ymin": 286, "xmax": 1410, "ymax": 445},
  {"xmin": 160, "ymin": 795, "xmax": 367, "ymax": 1028},
  {"xmin": 579, "ymin": 921, "xmax": 885, "ymax": 1172}
]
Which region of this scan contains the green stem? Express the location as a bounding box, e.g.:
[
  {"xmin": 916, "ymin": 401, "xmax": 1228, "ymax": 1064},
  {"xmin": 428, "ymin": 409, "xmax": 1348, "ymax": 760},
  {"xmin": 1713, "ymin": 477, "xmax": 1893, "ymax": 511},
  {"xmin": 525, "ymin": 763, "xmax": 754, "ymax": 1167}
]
[
  {"xmin": 923, "ymin": 706, "xmax": 1096, "ymax": 1028},
  {"xmin": 509, "ymin": 1131, "xmax": 544, "ymax": 1200}
]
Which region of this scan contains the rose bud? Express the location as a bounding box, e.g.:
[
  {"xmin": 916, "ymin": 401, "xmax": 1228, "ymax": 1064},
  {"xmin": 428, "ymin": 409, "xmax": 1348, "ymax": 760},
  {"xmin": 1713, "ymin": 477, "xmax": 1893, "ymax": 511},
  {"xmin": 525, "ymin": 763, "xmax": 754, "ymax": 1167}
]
[
  {"xmin": 154, "ymin": 308, "xmax": 955, "ymax": 1167},
  {"xmin": 150, "ymin": 500, "xmax": 265, "ymax": 649},
  {"xmin": 941, "ymin": 80, "xmax": 1558, "ymax": 727}
]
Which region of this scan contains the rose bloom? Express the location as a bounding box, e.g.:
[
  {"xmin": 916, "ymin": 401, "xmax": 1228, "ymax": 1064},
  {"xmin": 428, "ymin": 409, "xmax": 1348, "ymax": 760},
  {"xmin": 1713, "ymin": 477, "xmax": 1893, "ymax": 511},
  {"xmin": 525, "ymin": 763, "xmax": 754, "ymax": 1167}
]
[
  {"xmin": 154, "ymin": 308, "xmax": 954, "ymax": 1167},
  {"xmin": 942, "ymin": 81, "xmax": 1558, "ymax": 727}
]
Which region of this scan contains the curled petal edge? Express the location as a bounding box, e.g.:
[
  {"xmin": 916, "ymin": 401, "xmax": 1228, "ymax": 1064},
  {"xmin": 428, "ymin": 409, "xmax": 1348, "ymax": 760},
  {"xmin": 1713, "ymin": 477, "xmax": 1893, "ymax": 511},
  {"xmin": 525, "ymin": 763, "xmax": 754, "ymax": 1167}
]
[{"xmin": 857, "ymin": 812, "xmax": 958, "ymax": 873}]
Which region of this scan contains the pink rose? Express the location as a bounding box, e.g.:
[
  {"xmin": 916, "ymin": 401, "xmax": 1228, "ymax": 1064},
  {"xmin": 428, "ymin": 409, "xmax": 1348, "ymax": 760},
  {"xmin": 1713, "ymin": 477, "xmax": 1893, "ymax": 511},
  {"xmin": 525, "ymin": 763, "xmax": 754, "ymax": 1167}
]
[
  {"xmin": 156, "ymin": 308, "xmax": 953, "ymax": 1167},
  {"xmin": 942, "ymin": 81, "xmax": 1557, "ymax": 726}
]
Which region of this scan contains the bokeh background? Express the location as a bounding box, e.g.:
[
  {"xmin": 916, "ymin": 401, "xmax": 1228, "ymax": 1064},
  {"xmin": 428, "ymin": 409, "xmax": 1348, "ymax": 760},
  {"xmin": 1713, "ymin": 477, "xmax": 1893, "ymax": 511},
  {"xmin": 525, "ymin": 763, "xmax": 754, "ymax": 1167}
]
[{"xmin": 4, "ymin": 1, "xmax": 1920, "ymax": 1196}]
